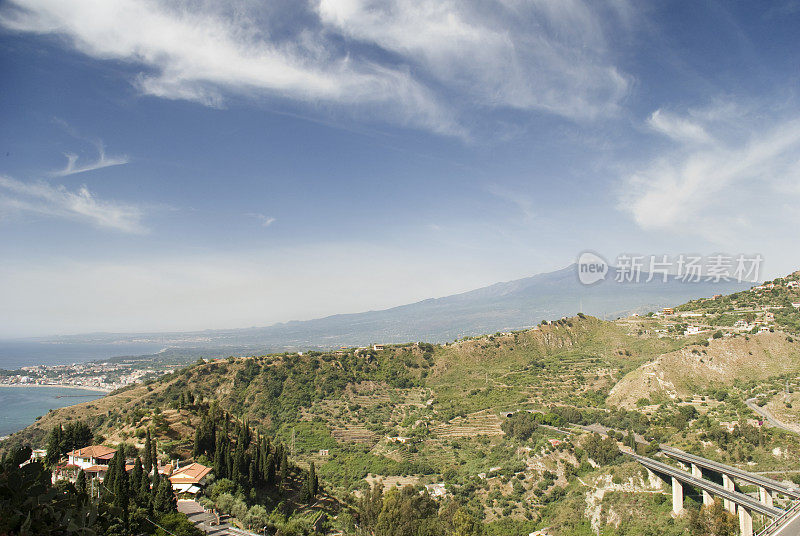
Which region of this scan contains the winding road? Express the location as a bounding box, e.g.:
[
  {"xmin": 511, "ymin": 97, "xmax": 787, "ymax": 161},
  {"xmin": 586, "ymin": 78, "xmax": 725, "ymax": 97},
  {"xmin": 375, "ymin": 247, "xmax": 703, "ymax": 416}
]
[{"xmin": 746, "ymin": 398, "xmax": 800, "ymax": 436}]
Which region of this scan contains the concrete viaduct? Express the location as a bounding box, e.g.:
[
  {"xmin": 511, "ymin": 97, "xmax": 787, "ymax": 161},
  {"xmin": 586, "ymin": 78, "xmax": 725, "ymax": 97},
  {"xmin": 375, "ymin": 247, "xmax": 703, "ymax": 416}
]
[{"xmin": 629, "ymin": 448, "xmax": 800, "ymax": 536}]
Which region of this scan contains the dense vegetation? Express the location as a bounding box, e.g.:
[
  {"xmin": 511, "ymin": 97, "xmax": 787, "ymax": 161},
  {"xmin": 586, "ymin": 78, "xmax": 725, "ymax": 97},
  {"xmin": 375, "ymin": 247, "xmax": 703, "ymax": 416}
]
[{"xmin": 6, "ymin": 273, "xmax": 800, "ymax": 535}]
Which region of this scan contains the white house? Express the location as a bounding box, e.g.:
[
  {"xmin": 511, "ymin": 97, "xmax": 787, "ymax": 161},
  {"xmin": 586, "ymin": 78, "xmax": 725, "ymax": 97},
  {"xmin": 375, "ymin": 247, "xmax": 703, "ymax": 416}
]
[
  {"xmin": 67, "ymin": 445, "xmax": 116, "ymax": 470},
  {"xmin": 685, "ymin": 326, "xmax": 703, "ymax": 335},
  {"xmin": 424, "ymin": 483, "xmax": 446, "ymax": 498},
  {"xmin": 169, "ymin": 462, "xmax": 212, "ymax": 495}
]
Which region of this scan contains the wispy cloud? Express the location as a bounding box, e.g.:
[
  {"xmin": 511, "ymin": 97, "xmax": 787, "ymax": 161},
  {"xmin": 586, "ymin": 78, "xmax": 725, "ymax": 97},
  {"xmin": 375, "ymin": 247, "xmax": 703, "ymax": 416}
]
[
  {"xmin": 51, "ymin": 142, "xmax": 129, "ymax": 177},
  {"xmin": 318, "ymin": 0, "xmax": 632, "ymax": 121},
  {"xmin": 621, "ymin": 104, "xmax": 800, "ymax": 242},
  {"xmin": 486, "ymin": 183, "xmax": 535, "ymax": 221},
  {"xmin": 647, "ymin": 109, "xmax": 712, "ymax": 145},
  {"xmin": 0, "ymin": 175, "xmax": 146, "ymax": 233},
  {"xmin": 0, "ymin": 0, "xmax": 633, "ymax": 136},
  {"xmin": 246, "ymin": 213, "xmax": 276, "ymax": 227}
]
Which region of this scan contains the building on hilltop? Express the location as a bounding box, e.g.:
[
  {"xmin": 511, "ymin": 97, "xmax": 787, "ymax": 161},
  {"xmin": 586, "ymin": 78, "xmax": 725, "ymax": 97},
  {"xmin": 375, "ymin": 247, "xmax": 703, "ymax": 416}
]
[
  {"xmin": 67, "ymin": 445, "xmax": 116, "ymax": 470},
  {"xmin": 168, "ymin": 462, "xmax": 212, "ymax": 496}
]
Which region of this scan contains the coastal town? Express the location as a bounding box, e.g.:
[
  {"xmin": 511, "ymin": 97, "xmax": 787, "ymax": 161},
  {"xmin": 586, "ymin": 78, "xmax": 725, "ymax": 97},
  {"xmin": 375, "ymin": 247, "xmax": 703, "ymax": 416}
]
[{"xmin": 0, "ymin": 360, "xmax": 174, "ymax": 392}]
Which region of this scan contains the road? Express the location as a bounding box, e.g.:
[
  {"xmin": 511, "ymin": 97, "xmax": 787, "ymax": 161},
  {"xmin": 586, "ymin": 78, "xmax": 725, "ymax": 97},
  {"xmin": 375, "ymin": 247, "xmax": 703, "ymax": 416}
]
[
  {"xmin": 178, "ymin": 499, "xmax": 262, "ymax": 536},
  {"xmin": 746, "ymin": 398, "xmax": 800, "ymax": 436}
]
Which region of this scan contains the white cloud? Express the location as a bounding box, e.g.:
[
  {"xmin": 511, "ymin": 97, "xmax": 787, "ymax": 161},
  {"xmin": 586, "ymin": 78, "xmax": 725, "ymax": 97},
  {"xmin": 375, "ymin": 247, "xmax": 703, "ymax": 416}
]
[
  {"xmin": 317, "ymin": 0, "xmax": 632, "ymax": 120},
  {"xmin": 647, "ymin": 109, "xmax": 712, "ymax": 144},
  {"xmin": 246, "ymin": 213, "xmax": 276, "ymax": 227},
  {"xmin": 0, "ymin": 0, "xmax": 632, "ymax": 134},
  {"xmin": 51, "ymin": 143, "xmax": 129, "ymax": 177},
  {"xmin": 0, "ymin": 175, "xmax": 146, "ymax": 233},
  {"xmin": 0, "ymin": 0, "xmax": 459, "ymax": 135},
  {"xmin": 622, "ymin": 106, "xmax": 800, "ymax": 242},
  {"xmin": 486, "ymin": 183, "xmax": 535, "ymax": 221}
]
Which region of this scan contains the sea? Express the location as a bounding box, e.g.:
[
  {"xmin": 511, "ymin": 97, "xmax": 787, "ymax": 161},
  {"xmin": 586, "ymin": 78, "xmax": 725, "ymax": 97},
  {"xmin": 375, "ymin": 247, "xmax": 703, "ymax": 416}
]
[
  {"xmin": 0, "ymin": 340, "xmax": 164, "ymax": 370},
  {"xmin": 0, "ymin": 340, "xmax": 164, "ymax": 437},
  {"xmin": 0, "ymin": 386, "xmax": 107, "ymax": 437}
]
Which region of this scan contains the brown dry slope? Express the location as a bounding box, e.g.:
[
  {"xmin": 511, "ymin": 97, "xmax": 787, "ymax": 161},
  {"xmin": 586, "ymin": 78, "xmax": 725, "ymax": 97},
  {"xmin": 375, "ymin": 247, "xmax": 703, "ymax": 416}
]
[{"xmin": 608, "ymin": 331, "xmax": 800, "ymax": 408}]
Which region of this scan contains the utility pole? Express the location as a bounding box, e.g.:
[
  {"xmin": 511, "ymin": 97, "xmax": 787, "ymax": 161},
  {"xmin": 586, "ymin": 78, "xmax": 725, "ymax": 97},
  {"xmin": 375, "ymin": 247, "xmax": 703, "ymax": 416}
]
[{"xmin": 291, "ymin": 428, "xmax": 296, "ymax": 458}]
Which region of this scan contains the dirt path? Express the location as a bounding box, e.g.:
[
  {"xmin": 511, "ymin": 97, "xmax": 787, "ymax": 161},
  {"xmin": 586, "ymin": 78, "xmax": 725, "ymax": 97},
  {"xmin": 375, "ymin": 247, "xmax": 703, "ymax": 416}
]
[{"xmin": 746, "ymin": 398, "xmax": 800, "ymax": 435}]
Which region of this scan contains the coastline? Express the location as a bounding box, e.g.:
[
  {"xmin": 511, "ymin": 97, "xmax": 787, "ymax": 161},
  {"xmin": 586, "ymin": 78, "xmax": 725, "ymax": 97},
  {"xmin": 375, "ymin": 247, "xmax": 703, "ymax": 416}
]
[{"xmin": 0, "ymin": 383, "xmax": 112, "ymax": 394}]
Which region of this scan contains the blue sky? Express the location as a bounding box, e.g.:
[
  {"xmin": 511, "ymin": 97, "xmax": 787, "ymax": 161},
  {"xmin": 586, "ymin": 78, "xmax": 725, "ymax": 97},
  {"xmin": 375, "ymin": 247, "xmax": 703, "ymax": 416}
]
[{"xmin": 1, "ymin": 0, "xmax": 799, "ymax": 337}]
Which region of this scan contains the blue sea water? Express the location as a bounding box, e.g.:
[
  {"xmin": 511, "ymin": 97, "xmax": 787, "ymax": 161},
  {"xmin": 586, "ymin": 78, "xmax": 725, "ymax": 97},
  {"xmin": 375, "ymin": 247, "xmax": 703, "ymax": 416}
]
[
  {"xmin": 0, "ymin": 386, "xmax": 106, "ymax": 437},
  {"xmin": 0, "ymin": 340, "xmax": 164, "ymax": 370}
]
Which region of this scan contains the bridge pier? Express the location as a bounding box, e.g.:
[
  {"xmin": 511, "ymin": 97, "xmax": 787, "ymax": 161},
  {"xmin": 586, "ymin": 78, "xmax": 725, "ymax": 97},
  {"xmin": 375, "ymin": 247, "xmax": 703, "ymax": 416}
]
[
  {"xmin": 738, "ymin": 507, "xmax": 753, "ymax": 536},
  {"xmin": 691, "ymin": 463, "xmax": 713, "ymax": 506},
  {"xmin": 672, "ymin": 477, "xmax": 684, "ymax": 515},
  {"xmin": 723, "ymin": 474, "xmax": 737, "ymax": 514},
  {"xmin": 759, "ymin": 486, "xmax": 774, "ymax": 508}
]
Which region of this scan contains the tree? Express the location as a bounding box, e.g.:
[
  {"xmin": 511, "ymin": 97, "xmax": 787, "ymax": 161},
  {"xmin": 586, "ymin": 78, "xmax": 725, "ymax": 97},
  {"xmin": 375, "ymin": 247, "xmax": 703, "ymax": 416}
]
[
  {"xmin": 45, "ymin": 425, "xmax": 63, "ymax": 467},
  {"xmin": 375, "ymin": 486, "xmax": 441, "ymax": 536},
  {"xmin": 111, "ymin": 448, "xmax": 130, "ymax": 531},
  {"xmin": 154, "ymin": 512, "xmax": 203, "ymax": 536},
  {"xmin": 131, "ymin": 457, "xmax": 144, "ymax": 499},
  {"xmin": 151, "ymin": 436, "xmax": 159, "ymax": 471},
  {"xmin": 501, "ymin": 412, "xmax": 538, "ymax": 441},
  {"xmin": 0, "ymin": 446, "xmax": 99, "ymax": 535},
  {"xmin": 308, "ymin": 461, "xmax": 318, "ymax": 499},
  {"xmin": 153, "ymin": 476, "xmax": 177, "ymax": 515},
  {"xmin": 450, "ymin": 507, "xmax": 483, "ymax": 536},
  {"xmin": 688, "ymin": 500, "xmax": 738, "ymax": 536},
  {"xmin": 279, "ymin": 450, "xmax": 288, "ymax": 488},
  {"xmin": 75, "ymin": 470, "xmax": 88, "ymax": 504},
  {"xmin": 357, "ymin": 483, "xmax": 383, "ymax": 533},
  {"xmin": 143, "ymin": 429, "xmax": 153, "ymax": 475}
]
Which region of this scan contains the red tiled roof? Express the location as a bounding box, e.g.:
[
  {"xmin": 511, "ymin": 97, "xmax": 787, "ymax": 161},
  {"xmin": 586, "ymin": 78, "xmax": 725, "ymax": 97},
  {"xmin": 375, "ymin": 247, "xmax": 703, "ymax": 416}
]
[
  {"xmin": 67, "ymin": 445, "xmax": 116, "ymax": 459},
  {"xmin": 169, "ymin": 463, "xmax": 212, "ymax": 484},
  {"xmin": 83, "ymin": 465, "xmax": 108, "ymax": 473}
]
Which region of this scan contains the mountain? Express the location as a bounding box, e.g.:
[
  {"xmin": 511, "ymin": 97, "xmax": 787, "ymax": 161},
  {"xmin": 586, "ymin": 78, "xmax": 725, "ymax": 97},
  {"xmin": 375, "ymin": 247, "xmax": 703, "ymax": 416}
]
[{"xmin": 39, "ymin": 264, "xmax": 752, "ymax": 356}]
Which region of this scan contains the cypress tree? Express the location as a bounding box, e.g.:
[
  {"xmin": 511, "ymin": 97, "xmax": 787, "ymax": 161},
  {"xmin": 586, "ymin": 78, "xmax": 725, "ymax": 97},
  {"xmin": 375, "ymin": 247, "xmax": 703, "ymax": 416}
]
[
  {"xmin": 105, "ymin": 450, "xmax": 120, "ymax": 492},
  {"xmin": 76, "ymin": 470, "xmax": 88, "ymax": 504},
  {"xmin": 233, "ymin": 439, "xmax": 246, "ymax": 486},
  {"xmin": 265, "ymin": 452, "xmax": 275, "ymax": 486},
  {"xmin": 151, "ymin": 437, "xmax": 158, "ymax": 472},
  {"xmin": 143, "ymin": 430, "xmax": 153, "ymax": 475},
  {"xmin": 113, "ymin": 451, "xmax": 129, "ymax": 530},
  {"xmin": 213, "ymin": 435, "xmax": 226, "ymax": 478},
  {"xmin": 153, "ymin": 477, "xmax": 176, "ymax": 515},
  {"xmin": 139, "ymin": 467, "xmax": 152, "ymax": 504},
  {"xmin": 249, "ymin": 457, "xmax": 257, "ymax": 489},
  {"xmin": 151, "ymin": 467, "xmax": 161, "ymax": 500},
  {"xmin": 309, "ymin": 461, "xmax": 318, "ymax": 498},
  {"xmin": 45, "ymin": 425, "xmax": 63, "ymax": 467},
  {"xmin": 279, "ymin": 450, "xmax": 288, "ymax": 488},
  {"xmin": 193, "ymin": 428, "xmax": 202, "ymax": 458},
  {"xmin": 131, "ymin": 457, "xmax": 144, "ymax": 501}
]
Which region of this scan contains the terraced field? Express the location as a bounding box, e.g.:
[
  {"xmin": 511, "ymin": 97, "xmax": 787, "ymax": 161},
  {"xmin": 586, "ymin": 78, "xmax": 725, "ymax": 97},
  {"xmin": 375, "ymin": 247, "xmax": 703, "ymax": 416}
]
[{"xmin": 429, "ymin": 409, "xmax": 504, "ymax": 438}]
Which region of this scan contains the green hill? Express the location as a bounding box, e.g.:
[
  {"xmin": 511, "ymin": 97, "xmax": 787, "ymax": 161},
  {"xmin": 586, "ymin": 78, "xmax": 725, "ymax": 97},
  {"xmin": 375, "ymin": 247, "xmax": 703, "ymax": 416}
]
[{"xmin": 6, "ymin": 273, "xmax": 800, "ymax": 535}]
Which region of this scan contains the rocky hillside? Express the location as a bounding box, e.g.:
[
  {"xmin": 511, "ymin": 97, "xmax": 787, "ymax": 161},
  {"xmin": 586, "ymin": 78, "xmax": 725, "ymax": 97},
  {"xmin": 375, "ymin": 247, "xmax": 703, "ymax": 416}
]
[{"xmin": 607, "ymin": 331, "xmax": 800, "ymax": 408}]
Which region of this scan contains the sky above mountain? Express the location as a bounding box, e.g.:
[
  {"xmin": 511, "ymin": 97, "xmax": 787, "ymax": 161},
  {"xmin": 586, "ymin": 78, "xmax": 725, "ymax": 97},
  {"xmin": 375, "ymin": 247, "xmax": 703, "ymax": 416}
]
[{"xmin": 1, "ymin": 1, "xmax": 799, "ymax": 337}]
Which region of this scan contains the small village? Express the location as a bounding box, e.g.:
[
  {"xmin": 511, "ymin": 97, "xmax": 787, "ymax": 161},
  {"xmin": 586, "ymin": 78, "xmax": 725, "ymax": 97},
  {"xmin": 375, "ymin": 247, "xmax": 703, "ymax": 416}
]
[{"xmin": 0, "ymin": 360, "xmax": 173, "ymax": 392}]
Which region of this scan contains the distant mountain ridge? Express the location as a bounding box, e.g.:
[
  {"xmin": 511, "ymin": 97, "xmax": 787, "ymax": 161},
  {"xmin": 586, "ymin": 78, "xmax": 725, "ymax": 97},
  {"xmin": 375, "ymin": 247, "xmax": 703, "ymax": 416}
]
[{"xmin": 37, "ymin": 264, "xmax": 751, "ymax": 355}]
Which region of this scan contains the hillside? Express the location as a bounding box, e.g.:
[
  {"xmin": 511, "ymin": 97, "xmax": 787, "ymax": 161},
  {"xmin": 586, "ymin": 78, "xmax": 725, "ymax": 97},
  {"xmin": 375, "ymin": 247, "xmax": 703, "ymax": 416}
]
[
  {"xmin": 7, "ymin": 274, "xmax": 800, "ymax": 535},
  {"xmin": 608, "ymin": 332, "xmax": 800, "ymax": 408}
]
